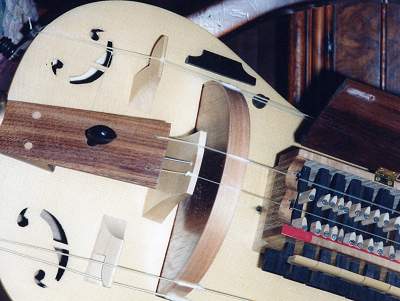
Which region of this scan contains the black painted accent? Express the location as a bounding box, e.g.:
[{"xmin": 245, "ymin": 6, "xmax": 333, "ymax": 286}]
[
  {"xmin": 54, "ymin": 248, "xmax": 69, "ymax": 281},
  {"xmin": 101, "ymin": 41, "xmax": 113, "ymax": 68},
  {"xmin": 70, "ymin": 69, "xmax": 104, "ymax": 85},
  {"xmin": 185, "ymin": 50, "xmax": 256, "ymax": 85},
  {"xmin": 41, "ymin": 210, "xmax": 68, "ymax": 245},
  {"xmin": 17, "ymin": 208, "xmax": 29, "ymax": 227},
  {"xmin": 90, "ymin": 29, "xmax": 104, "ymax": 41},
  {"xmin": 17, "ymin": 208, "xmax": 69, "ymax": 287},
  {"xmin": 34, "ymin": 270, "xmax": 47, "ymax": 288},
  {"xmin": 85, "ymin": 125, "xmax": 117, "ymax": 146},
  {"xmin": 252, "ymin": 94, "xmax": 269, "ymax": 109},
  {"xmin": 51, "ymin": 59, "xmax": 64, "ymax": 75},
  {"xmin": 69, "ymin": 41, "xmax": 113, "ymax": 85}
]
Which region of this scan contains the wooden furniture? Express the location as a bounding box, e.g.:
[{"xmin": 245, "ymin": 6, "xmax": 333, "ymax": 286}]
[
  {"xmin": 302, "ymin": 79, "xmax": 400, "ymax": 174},
  {"xmin": 287, "ymin": 1, "xmax": 400, "ymax": 114}
]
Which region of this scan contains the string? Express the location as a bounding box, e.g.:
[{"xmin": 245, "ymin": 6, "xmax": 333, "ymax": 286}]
[
  {"xmin": 0, "ymin": 169, "xmax": 395, "ymax": 301},
  {"xmin": 0, "ymin": 244, "xmax": 184, "ymax": 301},
  {"xmin": 10, "ymin": 25, "xmax": 398, "ymax": 294},
  {"xmin": 32, "ymin": 29, "xmax": 398, "ymax": 213},
  {"xmin": 0, "ymin": 237, "xmax": 250, "ymax": 301},
  {"xmin": 158, "ymin": 136, "xmax": 400, "ymax": 217},
  {"xmin": 161, "ymin": 169, "xmax": 400, "ymax": 250},
  {"xmin": 38, "ymin": 31, "xmax": 309, "ymax": 120},
  {"xmin": 8, "ymin": 29, "xmax": 271, "ymax": 300}
]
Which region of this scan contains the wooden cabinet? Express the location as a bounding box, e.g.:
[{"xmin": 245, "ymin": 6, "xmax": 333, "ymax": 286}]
[{"xmin": 288, "ymin": 1, "xmax": 400, "ymax": 114}]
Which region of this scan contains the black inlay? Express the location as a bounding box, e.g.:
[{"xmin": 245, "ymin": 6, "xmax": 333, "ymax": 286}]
[
  {"xmin": 54, "ymin": 248, "xmax": 69, "ymax": 281},
  {"xmin": 90, "ymin": 29, "xmax": 104, "ymax": 41},
  {"xmin": 70, "ymin": 70, "xmax": 104, "ymax": 85},
  {"xmin": 102, "ymin": 41, "xmax": 113, "ymax": 68},
  {"xmin": 51, "ymin": 59, "xmax": 64, "ymax": 75},
  {"xmin": 17, "ymin": 208, "xmax": 29, "ymax": 227},
  {"xmin": 185, "ymin": 50, "xmax": 256, "ymax": 85},
  {"xmin": 252, "ymin": 94, "xmax": 269, "ymax": 109},
  {"xmin": 85, "ymin": 125, "xmax": 117, "ymax": 146},
  {"xmin": 18, "ymin": 208, "xmax": 69, "ymax": 287},
  {"xmin": 69, "ymin": 41, "xmax": 113, "ymax": 85},
  {"xmin": 34, "ymin": 270, "xmax": 47, "ymax": 288},
  {"xmin": 41, "ymin": 210, "xmax": 68, "ymax": 245}
]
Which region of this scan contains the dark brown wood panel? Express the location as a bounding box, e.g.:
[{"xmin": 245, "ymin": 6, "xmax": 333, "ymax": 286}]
[
  {"xmin": 312, "ymin": 7, "xmax": 326, "ymax": 77},
  {"xmin": 334, "ymin": 2, "xmax": 382, "ymax": 87},
  {"xmin": 303, "ymin": 80, "xmax": 400, "ymax": 173},
  {"xmin": 0, "ymin": 100, "xmax": 170, "ymax": 187},
  {"xmin": 386, "ymin": 3, "xmax": 400, "ymax": 95},
  {"xmin": 288, "ymin": 11, "xmax": 307, "ymax": 105}
]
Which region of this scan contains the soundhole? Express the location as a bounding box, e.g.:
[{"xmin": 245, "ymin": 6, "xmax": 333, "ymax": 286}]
[
  {"xmin": 16, "ymin": 208, "xmax": 69, "ymax": 287},
  {"xmin": 252, "ymin": 94, "xmax": 269, "ymax": 109}
]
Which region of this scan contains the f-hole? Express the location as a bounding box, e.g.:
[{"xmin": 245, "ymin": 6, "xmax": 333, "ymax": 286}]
[
  {"xmin": 17, "ymin": 208, "xmax": 69, "ymax": 287},
  {"xmin": 34, "ymin": 270, "xmax": 47, "ymax": 288}
]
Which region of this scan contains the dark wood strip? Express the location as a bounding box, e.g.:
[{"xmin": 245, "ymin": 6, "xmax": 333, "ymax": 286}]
[
  {"xmin": 381, "ymin": 2, "xmax": 388, "ymax": 90},
  {"xmin": 385, "ymin": 3, "xmax": 400, "ymax": 95},
  {"xmin": 303, "ymin": 80, "xmax": 400, "ymax": 173},
  {"xmin": 306, "ymin": 9, "xmax": 313, "ymax": 87},
  {"xmin": 324, "ymin": 4, "xmax": 334, "ymax": 70},
  {"xmin": 334, "ymin": 2, "xmax": 381, "ymax": 87},
  {"xmin": 288, "ymin": 11, "xmax": 307, "ymax": 105},
  {"xmin": 0, "ymin": 100, "xmax": 170, "ymax": 188},
  {"xmin": 312, "ymin": 6, "xmax": 326, "ymax": 77}
]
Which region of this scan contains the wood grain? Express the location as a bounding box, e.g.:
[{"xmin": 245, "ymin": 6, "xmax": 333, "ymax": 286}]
[
  {"xmin": 3, "ymin": 2, "xmax": 307, "ymax": 301},
  {"xmin": 334, "ymin": 2, "xmax": 381, "ymax": 87},
  {"xmin": 303, "ymin": 79, "xmax": 400, "ymax": 173},
  {"xmin": 158, "ymin": 81, "xmax": 250, "ymax": 296},
  {"xmin": 0, "ymin": 100, "xmax": 170, "ymax": 188},
  {"xmin": 386, "ymin": 3, "xmax": 400, "ymax": 95},
  {"xmin": 288, "ymin": 11, "xmax": 307, "ymax": 105},
  {"xmin": 312, "ymin": 7, "xmax": 325, "ymax": 78}
]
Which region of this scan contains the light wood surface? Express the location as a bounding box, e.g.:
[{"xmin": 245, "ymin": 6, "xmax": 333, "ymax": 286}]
[
  {"xmin": 0, "ymin": 2, "xmax": 320, "ymax": 301},
  {"xmin": 159, "ymin": 81, "xmax": 250, "ymax": 297}
]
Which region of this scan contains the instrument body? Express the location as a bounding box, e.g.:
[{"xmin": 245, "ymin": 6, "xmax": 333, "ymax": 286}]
[{"xmin": 0, "ymin": 1, "xmax": 323, "ymax": 301}]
